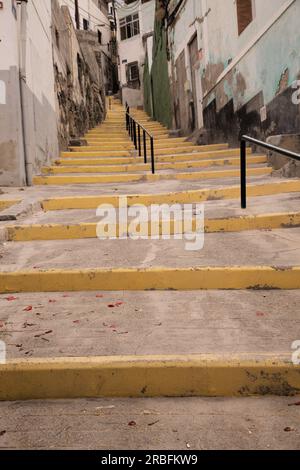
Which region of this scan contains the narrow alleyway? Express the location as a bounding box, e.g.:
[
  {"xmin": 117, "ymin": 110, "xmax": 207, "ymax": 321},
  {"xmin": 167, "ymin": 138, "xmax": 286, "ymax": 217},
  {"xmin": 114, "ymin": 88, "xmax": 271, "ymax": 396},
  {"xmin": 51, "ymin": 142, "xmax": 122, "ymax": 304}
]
[{"xmin": 0, "ymin": 98, "xmax": 299, "ymax": 449}]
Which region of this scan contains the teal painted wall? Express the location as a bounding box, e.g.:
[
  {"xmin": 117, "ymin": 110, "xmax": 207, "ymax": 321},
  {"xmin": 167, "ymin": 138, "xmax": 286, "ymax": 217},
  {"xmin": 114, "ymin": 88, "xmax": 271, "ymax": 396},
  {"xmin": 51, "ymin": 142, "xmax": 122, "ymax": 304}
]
[
  {"xmin": 150, "ymin": 19, "xmax": 172, "ymax": 128},
  {"xmin": 143, "ymin": 52, "xmax": 152, "ymax": 117}
]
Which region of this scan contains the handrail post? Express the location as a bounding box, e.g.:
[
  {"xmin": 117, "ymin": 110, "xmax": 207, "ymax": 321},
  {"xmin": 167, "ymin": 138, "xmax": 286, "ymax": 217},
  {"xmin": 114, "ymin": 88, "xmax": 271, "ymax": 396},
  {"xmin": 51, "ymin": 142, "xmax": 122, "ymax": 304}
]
[
  {"xmin": 133, "ymin": 120, "xmax": 137, "ymax": 150},
  {"xmin": 241, "ymin": 139, "xmax": 247, "ymax": 209},
  {"xmin": 138, "ymin": 125, "xmax": 141, "ymax": 157},
  {"xmin": 143, "ymin": 130, "xmax": 147, "ymax": 164},
  {"xmin": 150, "ymin": 136, "xmax": 155, "ymax": 174}
]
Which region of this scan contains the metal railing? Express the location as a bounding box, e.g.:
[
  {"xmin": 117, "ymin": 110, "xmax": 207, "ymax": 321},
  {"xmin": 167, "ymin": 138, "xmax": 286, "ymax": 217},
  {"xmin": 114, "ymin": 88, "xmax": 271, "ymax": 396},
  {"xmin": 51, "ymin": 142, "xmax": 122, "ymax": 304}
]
[
  {"xmin": 240, "ymin": 135, "xmax": 300, "ymax": 209},
  {"xmin": 125, "ymin": 104, "xmax": 155, "ymax": 174}
]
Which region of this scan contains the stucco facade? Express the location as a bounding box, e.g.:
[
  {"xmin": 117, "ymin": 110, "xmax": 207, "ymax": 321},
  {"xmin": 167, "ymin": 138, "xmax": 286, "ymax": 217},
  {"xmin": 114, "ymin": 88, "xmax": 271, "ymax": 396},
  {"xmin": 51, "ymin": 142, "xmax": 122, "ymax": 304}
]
[
  {"xmin": 0, "ymin": 0, "xmax": 58, "ymax": 186},
  {"xmin": 146, "ymin": 0, "xmax": 300, "ymax": 149},
  {"xmin": 116, "ymin": 0, "xmax": 156, "ymax": 107},
  {"xmin": 0, "ymin": 0, "xmax": 108, "ymax": 187}
]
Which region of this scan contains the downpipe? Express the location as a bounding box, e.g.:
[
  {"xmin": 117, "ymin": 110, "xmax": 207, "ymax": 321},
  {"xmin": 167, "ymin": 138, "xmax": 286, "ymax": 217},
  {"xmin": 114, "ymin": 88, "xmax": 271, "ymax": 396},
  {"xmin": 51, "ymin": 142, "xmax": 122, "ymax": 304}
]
[{"xmin": 18, "ymin": 0, "xmax": 32, "ymax": 186}]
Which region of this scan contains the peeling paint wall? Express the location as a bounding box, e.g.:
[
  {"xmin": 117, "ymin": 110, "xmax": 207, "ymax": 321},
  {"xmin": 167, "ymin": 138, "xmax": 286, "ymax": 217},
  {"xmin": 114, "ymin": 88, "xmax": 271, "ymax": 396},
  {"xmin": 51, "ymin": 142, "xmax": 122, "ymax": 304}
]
[{"xmin": 199, "ymin": 0, "xmax": 300, "ymax": 143}]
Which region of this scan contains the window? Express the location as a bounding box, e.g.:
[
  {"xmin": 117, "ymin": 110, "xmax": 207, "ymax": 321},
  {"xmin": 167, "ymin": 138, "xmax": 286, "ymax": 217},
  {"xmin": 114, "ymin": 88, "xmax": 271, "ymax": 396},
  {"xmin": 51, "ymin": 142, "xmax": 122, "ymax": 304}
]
[
  {"xmin": 120, "ymin": 13, "xmax": 140, "ymax": 41},
  {"xmin": 126, "ymin": 62, "xmax": 140, "ymax": 87},
  {"xmin": 98, "ymin": 30, "xmax": 102, "ymax": 44},
  {"xmin": 83, "ymin": 18, "xmax": 89, "ymax": 31},
  {"xmin": 236, "ymin": 0, "xmax": 253, "ymax": 35}
]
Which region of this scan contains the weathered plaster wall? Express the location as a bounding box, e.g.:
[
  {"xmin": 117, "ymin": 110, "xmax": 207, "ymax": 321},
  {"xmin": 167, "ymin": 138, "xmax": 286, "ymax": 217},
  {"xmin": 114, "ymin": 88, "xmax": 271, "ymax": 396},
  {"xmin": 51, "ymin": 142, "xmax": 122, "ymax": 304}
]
[
  {"xmin": 59, "ymin": 0, "xmax": 114, "ymax": 93},
  {"xmin": 0, "ymin": 1, "xmax": 26, "ymax": 186},
  {"xmin": 168, "ymin": 0, "xmax": 203, "ymax": 132},
  {"xmin": 52, "ymin": 2, "xmax": 106, "ymax": 150},
  {"xmin": 0, "ymin": 0, "xmax": 58, "ymax": 187},
  {"xmin": 22, "ymin": 1, "xmax": 59, "ymax": 183},
  {"xmin": 116, "ymin": 0, "xmax": 155, "ymax": 107},
  {"xmin": 200, "ymin": 0, "xmax": 300, "ymax": 144}
]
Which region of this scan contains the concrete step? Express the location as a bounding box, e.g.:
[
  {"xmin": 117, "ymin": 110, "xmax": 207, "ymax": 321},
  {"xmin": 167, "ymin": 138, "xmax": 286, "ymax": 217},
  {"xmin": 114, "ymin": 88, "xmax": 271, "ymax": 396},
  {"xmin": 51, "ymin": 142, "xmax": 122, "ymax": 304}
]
[
  {"xmin": 57, "ymin": 148, "xmax": 251, "ymax": 166},
  {"xmin": 4, "ymin": 211, "xmax": 300, "ymax": 241},
  {"xmin": 1, "ymin": 289, "xmax": 298, "ymax": 357},
  {"xmin": 61, "ymin": 150, "xmax": 130, "ymax": 158},
  {"xmin": 85, "ymin": 137, "xmax": 189, "ymax": 144},
  {"xmin": 0, "ymin": 396, "xmax": 298, "ymax": 449},
  {"xmin": 7, "ymin": 192, "xmax": 300, "ymax": 225},
  {"xmin": 71, "ymin": 142, "xmax": 195, "ymax": 151},
  {"xmin": 0, "ymin": 228, "xmax": 299, "ymax": 275},
  {"xmin": 62, "ymin": 144, "xmax": 232, "ymax": 159},
  {"xmin": 33, "ymin": 167, "xmax": 271, "ymax": 186},
  {"xmin": 39, "ymin": 179, "xmax": 300, "ymax": 211},
  {"xmin": 44, "ymin": 157, "xmax": 266, "ymax": 175}
]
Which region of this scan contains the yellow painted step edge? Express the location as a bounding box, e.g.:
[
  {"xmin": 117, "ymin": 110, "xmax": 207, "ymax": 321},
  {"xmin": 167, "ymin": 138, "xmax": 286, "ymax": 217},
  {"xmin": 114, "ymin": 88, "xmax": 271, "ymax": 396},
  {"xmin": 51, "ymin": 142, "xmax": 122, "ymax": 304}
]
[
  {"xmin": 41, "ymin": 180, "xmax": 300, "ymax": 211},
  {"xmin": 33, "ymin": 167, "xmax": 271, "ymax": 186},
  {"xmin": 0, "ymin": 200, "xmax": 20, "ymax": 211},
  {"xmin": 0, "ymin": 266, "xmax": 300, "ymax": 293},
  {"xmin": 43, "ymin": 157, "xmax": 267, "ymax": 174},
  {"xmin": 6, "ymin": 212, "xmax": 300, "ymax": 242},
  {"xmin": 0, "ymin": 354, "xmax": 299, "ymax": 401}
]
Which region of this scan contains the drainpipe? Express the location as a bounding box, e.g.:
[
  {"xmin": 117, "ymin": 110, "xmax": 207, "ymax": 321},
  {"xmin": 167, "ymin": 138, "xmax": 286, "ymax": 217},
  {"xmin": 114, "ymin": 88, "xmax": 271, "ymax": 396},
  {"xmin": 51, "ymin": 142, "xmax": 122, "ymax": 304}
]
[{"xmin": 18, "ymin": 0, "xmax": 32, "ymax": 185}]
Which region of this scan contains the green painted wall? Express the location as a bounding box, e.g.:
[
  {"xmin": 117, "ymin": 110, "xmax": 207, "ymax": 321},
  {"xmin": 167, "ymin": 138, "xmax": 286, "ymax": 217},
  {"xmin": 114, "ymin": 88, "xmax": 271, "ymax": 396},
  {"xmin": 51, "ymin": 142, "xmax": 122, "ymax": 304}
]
[
  {"xmin": 150, "ymin": 19, "xmax": 172, "ymax": 128},
  {"xmin": 143, "ymin": 52, "xmax": 152, "ymax": 117}
]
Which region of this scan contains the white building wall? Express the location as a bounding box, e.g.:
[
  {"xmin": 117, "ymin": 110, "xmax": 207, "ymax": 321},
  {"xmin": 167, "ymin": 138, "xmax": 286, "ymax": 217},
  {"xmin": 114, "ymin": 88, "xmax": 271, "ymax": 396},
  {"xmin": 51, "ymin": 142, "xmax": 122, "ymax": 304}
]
[
  {"xmin": 59, "ymin": 0, "xmax": 112, "ymax": 53},
  {"xmin": 0, "ymin": 0, "xmax": 26, "ymax": 186},
  {"xmin": 116, "ymin": 0, "xmax": 155, "ymax": 107},
  {"xmin": 168, "ymin": 0, "xmax": 204, "ymax": 129},
  {"xmin": 22, "ymin": 0, "xmax": 59, "ymax": 182},
  {"xmin": 0, "ymin": 0, "xmax": 59, "ymax": 186}
]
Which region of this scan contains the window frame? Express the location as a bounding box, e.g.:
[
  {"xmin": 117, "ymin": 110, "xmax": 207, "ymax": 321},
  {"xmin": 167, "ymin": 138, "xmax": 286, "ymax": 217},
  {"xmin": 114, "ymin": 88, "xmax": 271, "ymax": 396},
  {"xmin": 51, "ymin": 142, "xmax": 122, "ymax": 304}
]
[{"xmin": 119, "ymin": 13, "xmax": 140, "ymax": 41}]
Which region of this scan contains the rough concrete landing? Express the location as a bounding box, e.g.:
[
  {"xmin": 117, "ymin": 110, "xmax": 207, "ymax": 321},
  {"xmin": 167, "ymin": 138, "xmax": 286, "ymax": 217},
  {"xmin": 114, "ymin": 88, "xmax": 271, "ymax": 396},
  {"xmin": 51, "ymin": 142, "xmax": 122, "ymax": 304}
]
[
  {"xmin": 0, "ymin": 397, "xmax": 299, "ymax": 450},
  {"xmin": 6, "ymin": 192, "xmax": 300, "ymax": 227},
  {"xmin": 0, "ymin": 291, "xmax": 298, "ymax": 360},
  {"xmin": 1, "ymin": 228, "xmax": 300, "ymax": 271}
]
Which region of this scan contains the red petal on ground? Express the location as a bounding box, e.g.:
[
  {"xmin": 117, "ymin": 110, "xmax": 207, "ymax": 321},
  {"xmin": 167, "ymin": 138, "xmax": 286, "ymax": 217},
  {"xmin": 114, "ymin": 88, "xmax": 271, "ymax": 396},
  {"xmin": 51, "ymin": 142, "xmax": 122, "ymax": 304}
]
[{"xmin": 23, "ymin": 306, "xmax": 33, "ymax": 312}]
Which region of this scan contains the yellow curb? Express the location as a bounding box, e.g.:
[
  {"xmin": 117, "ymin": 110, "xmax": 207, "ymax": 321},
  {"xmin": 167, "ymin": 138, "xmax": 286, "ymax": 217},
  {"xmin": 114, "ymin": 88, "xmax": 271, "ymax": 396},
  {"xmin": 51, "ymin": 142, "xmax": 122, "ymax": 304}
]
[
  {"xmin": 58, "ymin": 148, "xmax": 251, "ymax": 162},
  {"xmin": 43, "ymin": 156, "xmax": 267, "ymax": 175},
  {"xmin": 6, "ymin": 212, "xmax": 300, "ymax": 241},
  {"xmin": 67, "ymin": 146, "xmax": 236, "ymax": 157},
  {"xmin": 0, "ymin": 354, "xmax": 299, "ymax": 401},
  {"xmin": 41, "ymin": 180, "xmax": 300, "ymax": 211},
  {"xmin": 33, "ymin": 167, "xmax": 271, "ymax": 186},
  {"xmin": 0, "ymin": 200, "xmax": 20, "ymax": 211},
  {"xmin": 73, "ymin": 142, "xmax": 194, "ymax": 151},
  {"xmin": 86, "ymin": 137, "xmax": 189, "ymax": 144},
  {"xmin": 61, "ymin": 150, "xmax": 130, "ymax": 158},
  {"xmin": 0, "ymin": 266, "xmax": 300, "ymax": 293}
]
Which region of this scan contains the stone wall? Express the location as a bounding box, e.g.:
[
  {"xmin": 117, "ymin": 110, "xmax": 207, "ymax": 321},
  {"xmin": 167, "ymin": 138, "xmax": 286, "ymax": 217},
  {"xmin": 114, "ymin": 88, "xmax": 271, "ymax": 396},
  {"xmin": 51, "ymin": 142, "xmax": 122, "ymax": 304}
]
[{"xmin": 52, "ymin": 1, "xmax": 106, "ymax": 150}]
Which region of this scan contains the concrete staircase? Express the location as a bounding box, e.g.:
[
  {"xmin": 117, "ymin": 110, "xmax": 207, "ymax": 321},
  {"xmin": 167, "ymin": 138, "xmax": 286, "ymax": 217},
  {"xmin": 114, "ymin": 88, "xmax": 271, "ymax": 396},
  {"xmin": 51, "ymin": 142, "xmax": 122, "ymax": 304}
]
[
  {"xmin": 33, "ymin": 99, "xmax": 271, "ymax": 185},
  {"xmin": 0, "ymin": 97, "xmax": 300, "ymax": 449}
]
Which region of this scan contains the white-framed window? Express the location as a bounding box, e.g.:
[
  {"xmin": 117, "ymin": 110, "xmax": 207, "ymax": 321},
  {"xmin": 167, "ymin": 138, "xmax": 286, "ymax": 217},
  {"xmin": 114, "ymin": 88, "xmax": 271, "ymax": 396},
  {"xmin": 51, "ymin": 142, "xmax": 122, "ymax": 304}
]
[{"xmin": 120, "ymin": 13, "xmax": 140, "ymax": 41}]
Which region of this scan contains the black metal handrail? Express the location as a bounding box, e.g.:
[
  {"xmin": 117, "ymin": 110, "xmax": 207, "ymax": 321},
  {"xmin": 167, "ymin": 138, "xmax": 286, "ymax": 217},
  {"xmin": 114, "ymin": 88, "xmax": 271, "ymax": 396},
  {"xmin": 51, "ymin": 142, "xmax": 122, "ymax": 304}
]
[
  {"xmin": 240, "ymin": 135, "xmax": 300, "ymax": 209},
  {"xmin": 125, "ymin": 104, "xmax": 155, "ymax": 174}
]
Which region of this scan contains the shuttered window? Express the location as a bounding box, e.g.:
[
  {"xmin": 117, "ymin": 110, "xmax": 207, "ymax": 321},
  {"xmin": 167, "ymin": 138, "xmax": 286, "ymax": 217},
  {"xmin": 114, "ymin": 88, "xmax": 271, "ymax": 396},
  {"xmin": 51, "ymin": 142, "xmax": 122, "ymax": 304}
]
[{"xmin": 236, "ymin": 0, "xmax": 253, "ymax": 35}]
